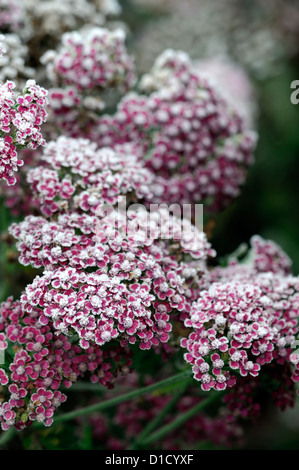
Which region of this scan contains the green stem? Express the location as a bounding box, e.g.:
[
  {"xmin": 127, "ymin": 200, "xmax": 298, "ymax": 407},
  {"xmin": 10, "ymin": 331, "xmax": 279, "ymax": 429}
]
[
  {"xmin": 62, "ymin": 381, "xmax": 103, "ymax": 392},
  {"xmin": 141, "ymin": 391, "xmax": 223, "ymax": 447},
  {"xmin": 130, "ymin": 379, "xmax": 191, "ymax": 450},
  {"xmin": 33, "ymin": 370, "xmax": 192, "ymax": 428}
]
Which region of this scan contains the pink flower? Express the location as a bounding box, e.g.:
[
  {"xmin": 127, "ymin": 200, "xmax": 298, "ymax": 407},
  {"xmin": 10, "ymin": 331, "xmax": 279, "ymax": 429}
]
[
  {"xmin": 182, "ymin": 273, "xmax": 299, "ymax": 391},
  {"xmin": 95, "ymin": 50, "xmax": 257, "ymax": 212},
  {"xmin": 0, "ymin": 79, "xmax": 48, "ymax": 186}
]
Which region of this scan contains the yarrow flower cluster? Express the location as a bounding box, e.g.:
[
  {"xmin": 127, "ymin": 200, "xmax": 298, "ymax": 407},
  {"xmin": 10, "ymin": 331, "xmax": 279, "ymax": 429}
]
[
  {"xmin": 40, "ymin": 26, "xmax": 135, "ymax": 139},
  {"xmin": 211, "ymin": 234, "xmax": 293, "ymax": 283},
  {"xmin": 182, "ymin": 273, "xmax": 299, "ymax": 392},
  {"xmin": 0, "ymin": 79, "xmax": 48, "ymax": 185},
  {"xmin": 45, "ymin": 86, "xmax": 92, "ymax": 139},
  {"xmin": 6, "ymin": 135, "xmax": 214, "ymax": 358},
  {"xmin": 250, "ymin": 235, "xmax": 292, "ymax": 275},
  {"xmin": 25, "ymin": 136, "xmax": 154, "ymax": 216},
  {"xmin": 42, "ymin": 27, "xmax": 135, "ymax": 95},
  {"xmin": 21, "ymin": 267, "xmax": 175, "ymax": 350},
  {"xmin": 0, "ymin": 297, "xmax": 132, "ymax": 430},
  {"xmin": 96, "ymin": 50, "xmax": 257, "ymax": 211},
  {"xmin": 0, "ymin": 47, "xmax": 258, "ymax": 216}
]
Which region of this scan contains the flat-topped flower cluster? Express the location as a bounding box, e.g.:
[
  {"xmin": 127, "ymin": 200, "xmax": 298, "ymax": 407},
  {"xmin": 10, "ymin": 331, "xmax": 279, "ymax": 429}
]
[
  {"xmin": 42, "ymin": 27, "xmax": 135, "ymax": 94},
  {"xmin": 0, "ymin": 79, "xmax": 48, "ymax": 185},
  {"xmin": 95, "ymin": 50, "xmax": 257, "ymax": 211},
  {"xmin": 9, "ymin": 137, "xmax": 214, "ymax": 354},
  {"xmin": 0, "ymin": 297, "xmax": 132, "ymax": 430},
  {"xmin": 182, "ymin": 274, "xmax": 299, "ymax": 391}
]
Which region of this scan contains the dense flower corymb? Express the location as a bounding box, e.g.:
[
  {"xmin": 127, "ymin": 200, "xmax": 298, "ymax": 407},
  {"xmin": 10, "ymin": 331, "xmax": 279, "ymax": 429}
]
[
  {"xmin": 182, "ymin": 273, "xmax": 299, "ymax": 391},
  {"xmin": 0, "ymin": 297, "xmax": 133, "ymax": 431},
  {"xmin": 96, "ymin": 49, "xmax": 257, "ymax": 211},
  {"xmin": 21, "ymin": 267, "xmax": 174, "ymax": 350},
  {"xmin": 211, "ymin": 234, "xmax": 293, "ymax": 283},
  {"xmin": 25, "ymin": 137, "xmax": 155, "ymax": 216},
  {"xmin": 17, "ymin": 206, "xmax": 214, "ymax": 350},
  {"xmin": 42, "ymin": 27, "xmax": 135, "ymax": 94},
  {"xmin": 41, "ymin": 26, "xmax": 135, "ymax": 138},
  {"xmin": 8, "ymin": 135, "xmax": 215, "ymax": 353},
  {"xmin": 0, "ymin": 79, "xmax": 48, "ymax": 185}
]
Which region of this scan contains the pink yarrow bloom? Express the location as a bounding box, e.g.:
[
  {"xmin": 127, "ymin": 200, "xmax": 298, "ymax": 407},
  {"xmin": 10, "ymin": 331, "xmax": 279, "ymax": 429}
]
[
  {"xmin": 0, "ymin": 79, "xmax": 48, "ymax": 185},
  {"xmin": 182, "ymin": 273, "xmax": 299, "ymax": 391}
]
